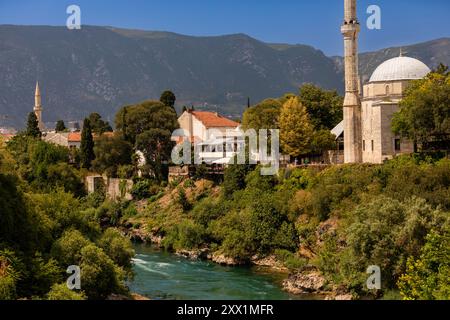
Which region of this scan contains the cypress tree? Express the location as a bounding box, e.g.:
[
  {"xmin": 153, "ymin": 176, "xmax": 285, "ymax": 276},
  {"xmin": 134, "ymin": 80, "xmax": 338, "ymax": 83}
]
[
  {"xmin": 26, "ymin": 112, "xmax": 41, "ymax": 138},
  {"xmin": 160, "ymin": 90, "xmax": 176, "ymax": 109},
  {"xmin": 55, "ymin": 120, "xmax": 66, "ymax": 132},
  {"xmin": 80, "ymin": 118, "xmax": 95, "ymax": 169}
]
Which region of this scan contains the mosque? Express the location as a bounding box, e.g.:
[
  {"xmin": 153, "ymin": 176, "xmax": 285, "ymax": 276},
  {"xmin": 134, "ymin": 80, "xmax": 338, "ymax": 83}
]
[{"xmin": 339, "ymin": 0, "xmax": 431, "ymax": 164}]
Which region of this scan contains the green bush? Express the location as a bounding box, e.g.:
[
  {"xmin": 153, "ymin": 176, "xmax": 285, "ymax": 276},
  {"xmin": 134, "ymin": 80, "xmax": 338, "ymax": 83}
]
[
  {"xmin": 51, "ymin": 229, "xmax": 92, "ymax": 267},
  {"xmin": 398, "ymin": 231, "xmax": 450, "ymax": 300},
  {"xmin": 274, "ymin": 249, "xmax": 307, "ymax": 270},
  {"xmin": 162, "ymin": 220, "xmax": 205, "ymax": 250},
  {"xmin": 97, "ymin": 228, "xmax": 135, "ymax": 270},
  {"xmin": 80, "ymin": 245, "xmax": 127, "ymax": 300},
  {"xmin": 177, "ymin": 188, "xmax": 191, "ymax": 212},
  {"xmin": 47, "ymin": 283, "xmax": 86, "ymax": 300},
  {"xmin": 131, "ymin": 180, "xmax": 153, "ymax": 200}
]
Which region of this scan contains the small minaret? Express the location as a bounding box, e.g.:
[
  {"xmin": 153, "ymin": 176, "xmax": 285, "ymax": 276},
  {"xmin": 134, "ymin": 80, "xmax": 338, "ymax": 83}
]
[
  {"xmin": 34, "ymin": 82, "xmax": 45, "ymax": 131},
  {"xmin": 341, "ymin": 0, "xmax": 362, "ymax": 163}
]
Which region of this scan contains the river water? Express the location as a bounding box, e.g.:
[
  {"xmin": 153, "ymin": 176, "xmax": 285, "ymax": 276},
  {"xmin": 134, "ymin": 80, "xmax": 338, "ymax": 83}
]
[{"xmin": 128, "ymin": 244, "xmax": 310, "ymax": 300}]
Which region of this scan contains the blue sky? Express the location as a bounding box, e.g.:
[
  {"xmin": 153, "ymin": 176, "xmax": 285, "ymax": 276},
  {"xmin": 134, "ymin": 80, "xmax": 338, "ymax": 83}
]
[{"xmin": 0, "ymin": 0, "xmax": 449, "ymax": 55}]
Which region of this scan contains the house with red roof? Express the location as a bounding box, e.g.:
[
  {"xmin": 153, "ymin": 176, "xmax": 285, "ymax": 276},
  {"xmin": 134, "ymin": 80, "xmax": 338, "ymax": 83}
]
[{"xmin": 177, "ymin": 110, "xmax": 240, "ymax": 143}]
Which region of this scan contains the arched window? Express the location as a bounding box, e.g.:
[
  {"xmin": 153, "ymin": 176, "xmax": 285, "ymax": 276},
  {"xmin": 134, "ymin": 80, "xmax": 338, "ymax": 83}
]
[{"xmin": 385, "ymin": 85, "xmax": 390, "ymax": 95}]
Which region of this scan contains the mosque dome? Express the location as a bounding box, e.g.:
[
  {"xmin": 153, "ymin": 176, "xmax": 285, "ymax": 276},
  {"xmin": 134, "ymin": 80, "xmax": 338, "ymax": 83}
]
[{"xmin": 369, "ymin": 56, "xmax": 431, "ymax": 82}]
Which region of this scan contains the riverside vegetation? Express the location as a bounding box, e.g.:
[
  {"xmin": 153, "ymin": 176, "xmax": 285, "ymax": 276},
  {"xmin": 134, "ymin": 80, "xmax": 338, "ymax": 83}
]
[{"xmin": 123, "ymin": 157, "xmax": 450, "ymax": 300}]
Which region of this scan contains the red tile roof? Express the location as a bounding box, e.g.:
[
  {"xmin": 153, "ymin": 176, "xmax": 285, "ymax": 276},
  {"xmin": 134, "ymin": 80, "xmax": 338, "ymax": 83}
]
[
  {"xmin": 68, "ymin": 132, "xmax": 81, "ymax": 142},
  {"xmin": 191, "ymin": 111, "xmax": 239, "ymax": 128}
]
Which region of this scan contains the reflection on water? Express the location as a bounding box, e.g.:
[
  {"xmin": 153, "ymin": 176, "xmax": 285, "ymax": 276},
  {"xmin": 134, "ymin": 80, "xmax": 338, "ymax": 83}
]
[{"xmin": 128, "ymin": 243, "xmax": 317, "ymax": 300}]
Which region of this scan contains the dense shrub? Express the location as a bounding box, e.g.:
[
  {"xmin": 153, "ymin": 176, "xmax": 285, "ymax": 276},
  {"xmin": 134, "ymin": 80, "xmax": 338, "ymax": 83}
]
[
  {"xmin": 162, "ymin": 220, "xmax": 205, "ymax": 250},
  {"xmin": 97, "ymin": 228, "xmax": 135, "ymax": 269},
  {"xmin": 317, "ymin": 196, "xmax": 448, "ymax": 293},
  {"xmin": 47, "ymin": 283, "xmax": 86, "ymax": 300},
  {"xmin": 80, "ymin": 245, "xmax": 127, "ymax": 300}
]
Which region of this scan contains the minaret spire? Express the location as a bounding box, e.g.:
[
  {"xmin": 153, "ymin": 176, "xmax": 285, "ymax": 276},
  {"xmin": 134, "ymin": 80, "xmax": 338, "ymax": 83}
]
[
  {"xmin": 34, "ymin": 81, "xmax": 44, "ymax": 131},
  {"xmin": 341, "ymin": 0, "xmax": 362, "ymax": 163}
]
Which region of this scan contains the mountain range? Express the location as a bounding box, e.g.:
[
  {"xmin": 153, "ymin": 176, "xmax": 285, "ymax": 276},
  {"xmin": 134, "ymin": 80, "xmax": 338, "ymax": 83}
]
[{"xmin": 0, "ymin": 25, "xmax": 448, "ymax": 129}]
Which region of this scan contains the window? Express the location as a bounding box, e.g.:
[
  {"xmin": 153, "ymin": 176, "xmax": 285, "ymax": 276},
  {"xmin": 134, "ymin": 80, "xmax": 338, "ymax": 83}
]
[
  {"xmin": 385, "ymin": 85, "xmax": 390, "ymax": 95},
  {"xmin": 371, "ymin": 140, "xmax": 374, "ymax": 151},
  {"xmin": 363, "ymin": 140, "xmax": 366, "ymax": 151},
  {"xmin": 395, "ymin": 139, "xmax": 401, "ymax": 152}
]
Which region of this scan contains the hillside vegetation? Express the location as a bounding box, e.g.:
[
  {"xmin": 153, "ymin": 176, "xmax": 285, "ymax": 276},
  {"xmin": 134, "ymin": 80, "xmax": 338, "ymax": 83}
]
[{"xmin": 122, "ymin": 156, "xmax": 450, "ymax": 299}]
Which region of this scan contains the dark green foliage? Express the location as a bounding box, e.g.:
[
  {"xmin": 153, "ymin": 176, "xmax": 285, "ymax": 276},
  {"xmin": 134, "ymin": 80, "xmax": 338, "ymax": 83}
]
[
  {"xmin": 55, "ymin": 120, "xmax": 66, "ymax": 132},
  {"xmin": 162, "ymin": 220, "xmax": 205, "ymax": 250},
  {"xmin": 26, "ymin": 112, "xmax": 41, "ymax": 138},
  {"xmin": 80, "ymin": 118, "xmax": 95, "ymax": 169},
  {"xmin": 135, "ymin": 128, "xmax": 174, "ymax": 181},
  {"xmin": 160, "ymin": 90, "xmax": 176, "ymax": 109},
  {"xmin": 88, "ymin": 113, "xmax": 113, "ymax": 135},
  {"xmin": 222, "ymin": 163, "xmax": 251, "ymax": 199},
  {"xmin": 115, "ymin": 100, "xmax": 178, "ymax": 145},
  {"xmin": 51, "ymin": 229, "xmax": 92, "ymax": 267},
  {"xmin": 298, "ymin": 84, "xmax": 343, "ymax": 130},
  {"xmin": 392, "ymin": 70, "xmax": 449, "ymax": 150},
  {"xmin": 115, "ymin": 100, "xmax": 179, "ymax": 180},
  {"xmin": 92, "ymin": 134, "xmax": 133, "ymax": 177},
  {"xmin": 317, "ymin": 196, "xmax": 448, "ymax": 294},
  {"xmin": 79, "ymin": 245, "xmax": 126, "ymax": 300},
  {"xmin": 177, "ymin": 188, "xmax": 191, "ymax": 212},
  {"xmin": 97, "ymin": 228, "xmax": 135, "ymax": 270},
  {"xmin": 0, "ymin": 127, "xmax": 133, "ymax": 300},
  {"xmin": 130, "ymin": 180, "xmax": 152, "ymax": 200}
]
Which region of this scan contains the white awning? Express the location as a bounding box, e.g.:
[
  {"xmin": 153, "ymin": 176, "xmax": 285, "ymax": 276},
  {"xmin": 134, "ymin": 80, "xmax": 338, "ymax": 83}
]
[{"xmin": 331, "ymin": 120, "xmax": 344, "ymax": 139}]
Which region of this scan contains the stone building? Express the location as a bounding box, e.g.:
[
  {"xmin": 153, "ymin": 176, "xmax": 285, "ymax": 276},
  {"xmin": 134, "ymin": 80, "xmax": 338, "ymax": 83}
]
[
  {"xmin": 361, "ymin": 56, "xmax": 430, "ymax": 163},
  {"xmin": 340, "ymin": 0, "xmax": 431, "ymax": 164}
]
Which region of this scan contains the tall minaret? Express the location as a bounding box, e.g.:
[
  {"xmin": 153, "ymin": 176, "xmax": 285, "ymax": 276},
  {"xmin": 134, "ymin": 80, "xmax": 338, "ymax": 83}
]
[
  {"xmin": 341, "ymin": 0, "xmax": 362, "ymax": 163},
  {"xmin": 34, "ymin": 82, "xmax": 44, "ymax": 131}
]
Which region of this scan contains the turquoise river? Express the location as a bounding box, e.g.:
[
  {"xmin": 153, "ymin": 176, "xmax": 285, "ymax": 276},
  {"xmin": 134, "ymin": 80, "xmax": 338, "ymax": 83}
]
[{"xmin": 128, "ymin": 244, "xmax": 314, "ymax": 300}]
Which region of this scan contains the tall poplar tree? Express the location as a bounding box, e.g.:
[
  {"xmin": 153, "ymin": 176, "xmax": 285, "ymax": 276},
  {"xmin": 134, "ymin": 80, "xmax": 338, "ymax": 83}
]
[
  {"xmin": 80, "ymin": 118, "xmax": 95, "ymax": 168},
  {"xmin": 279, "ymin": 97, "xmax": 313, "ymax": 157}
]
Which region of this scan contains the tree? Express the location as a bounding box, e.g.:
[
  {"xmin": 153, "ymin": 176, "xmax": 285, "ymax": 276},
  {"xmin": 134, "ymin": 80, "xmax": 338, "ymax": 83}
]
[
  {"xmin": 88, "ymin": 113, "xmax": 113, "ymax": 135},
  {"xmin": 135, "ymin": 128, "xmax": 174, "ymax": 181},
  {"xmin": 80, "ymin": 118, "xmax": 95, "ymax": 169},
  {"xmin": 26, "ymin": 112, "xmax": 41, "ymax": 138},
  {"xmin": 392, "ymin": 70, "xmax": 449, "ymax": 151},
  {"xmin": 279, "ymin": 97, "xmax": 314, "ymax": 157},
  {"xmin": 310, "ymin": 129, "xmax": 337, "ymax": 155},
  {"xmin": 115, "ymin": 100, "xmax": 179, "ymax": 145},
  {"xmin": 242, "ymin": 98, "xmax": 282, "ymax": 131},
  {"xmin": 79, "ymin": 245, "xmax": 126, "ymax": 299},
  {"xmin": 398, "ymin": 231, "xmax": 450, "ymax": 300},
  {"xmin": 299, "ymin": 84, "xmax": 343, "ymax": 130},
  {"xmin": 92, "ymin": 134, "xmax": 133, "ymax": 177},
  {"xmin": 55, "ymin": 120, "xmax": 66, "ymax": 132},
  {"xmin": 160, "ymin": 90, "xmax": 176, "ymax": 109},
  {"xmin": 97, "ymin": 228, "xmax": 135, "ymax": 270}
]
